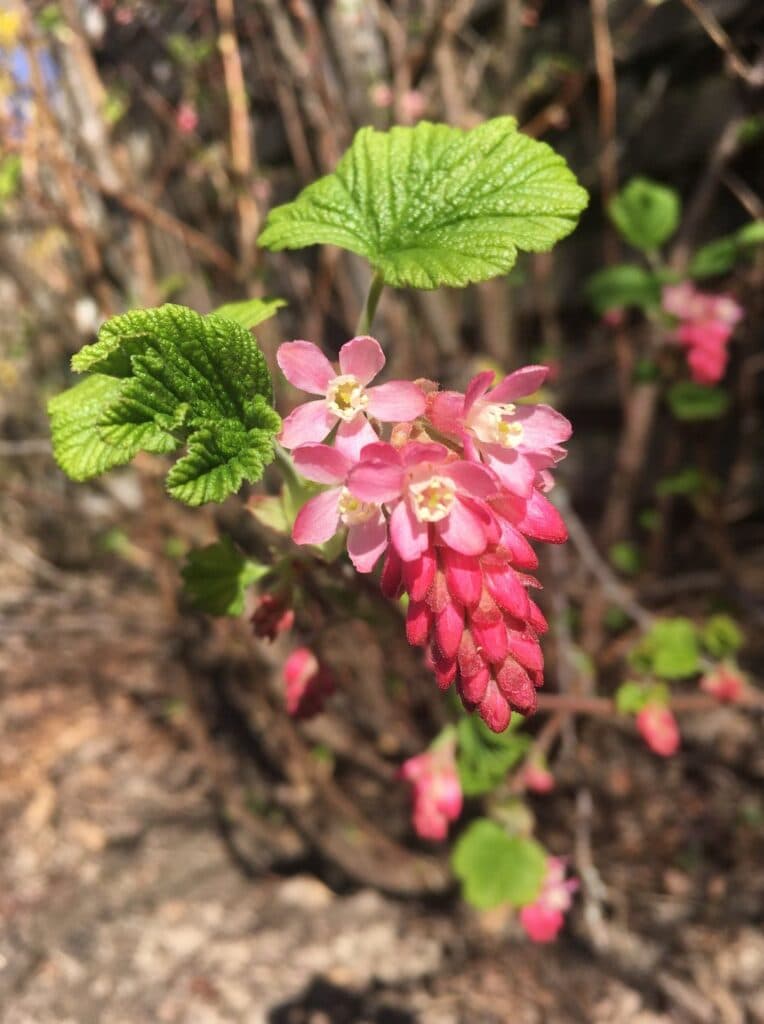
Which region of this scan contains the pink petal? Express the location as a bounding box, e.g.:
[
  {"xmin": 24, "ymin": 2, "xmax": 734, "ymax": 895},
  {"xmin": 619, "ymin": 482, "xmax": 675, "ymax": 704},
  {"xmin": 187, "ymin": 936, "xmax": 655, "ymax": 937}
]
[
  {"xmin": 367, "ymin": 381, "xmax": 426, "ymax": 422},
  {"xmin": 277, "ymin": 341, "xmax": 335, "ymax": 395},
  {"xmin": 464, "ymin": 371, "xmax": 495, "ymax": 414},
  {"xmin": 400, "ymin": 441, "xmax": 449, "ymax": 467},
  {"xmin": 436, "ymin": 497, "xmax": 489, "ymax": 556},
  {"xmin": 390, "ymin": 500, "xmax": 429, "ymax": 560},
  {"xmin": 292, "ymin": 488, "xmax": 341, "ymax": 545},
  {"xmin": 347, "ymin": 458, "xmax": 404, "ymax": 504},
  {"xmin": 487, "ymin": 365, "xmax": 548, "ymax": 403},
  {"xmin": 280, "ymin": 400, "xmax": 336, "ymax": 449},
  {"xmin": 483, "ymin": 448, "xmax": 538, "ymax": 497},
  {"xmin": 347, "ymin": 512, "xmax": 388, "ymax": 573},
  {"xmin": 443, "ymin": 459, "xmax": 498, "ymax": 499},
  {"xmin": 335, "ymin": 415, "xmax": 380, "ymax": 462},
  {"xmin": 514, "ymin": 404, "xmax": 572, "ymax": 447},
  {"xmin": 338, "ymin": 335, "xmax": 385, "ymax": 385},
  {"xmin": 292, "ymin": 443, "xmax": 350, "ymax": 484}
]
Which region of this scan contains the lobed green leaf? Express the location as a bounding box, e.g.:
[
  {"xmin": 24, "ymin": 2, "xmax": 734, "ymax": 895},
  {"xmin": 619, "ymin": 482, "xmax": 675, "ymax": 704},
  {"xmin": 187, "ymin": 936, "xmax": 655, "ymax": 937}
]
[
  {"xmin": 181, "ymin": 537, "xmax": 268, "ymax": 616},
  {"xmin": 50, "ymin": 304, "xmax": 280, "ymax": 505},
  {"xmin": 452, "ymin": 819, "xmax": 547, "ymax": 909},
  {"xmin": 259, "ymin": 118, "xmax": 588, "ymax": 290},
  {"xmin": 608, "ymin": 177, "xmax": 680, "ymax": 252}
]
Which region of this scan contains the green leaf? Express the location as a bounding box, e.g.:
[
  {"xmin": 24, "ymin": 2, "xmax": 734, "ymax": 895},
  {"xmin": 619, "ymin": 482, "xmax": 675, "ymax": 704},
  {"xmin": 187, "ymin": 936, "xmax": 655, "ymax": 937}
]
[
  {"xmin": 616, "ymin": 681, "xmax": 669, "ymax": 714},
  {"xmin": 667, "ymin": 381, "xmax": 730, "ymax": 422},
  {"xmin": 259, "ymin": 118, "xmax": 588, "ymax": 290},
  {"xmin": 586, "ymin": 264, "xmax": 661, "ymax": 315},
  {"xmin": 689, "ymin": 220, "xmax": 764, "ymax": 279},
  {"xmin": 182, "ymin": 537, "xmax": 268, "ymax": 616},
  {"xmin": 214, "ymin": 297, "xmax": 286, "ymax": 330},
  {"xmin": 608, "ymin": 541, "xmax": 641, "ymax": 576},
  {"xmin": 52, "ymin": 305, "xmax": 281, "ymax": 505},
  {"xmin": 701, "ymin": 614, "xmax": 743, "ymax": 658},
  {"xmin": 456, "ymin": 715, "xmax": 530, "ymax": 797},
  {"xmin": 48, "ymin": 374, "xmax": 136, "ymax": 481},
  {"xmin": 0, "ymin": 153, "xmax": 22, "ymax": 208},
  {"xmin": 452, "ymin": 820, "xmax": 547, "ymax": 909},
  {"xmin": 656, "ymin": 467, "xmax": 707, "ymax": 498},
  {"xmin": 633, "ymin": 618, "xmax": 700, "ymax": 680},
  {"xmin": 608, "ymin": 177, "xmax": 680, "ymax": 252}
]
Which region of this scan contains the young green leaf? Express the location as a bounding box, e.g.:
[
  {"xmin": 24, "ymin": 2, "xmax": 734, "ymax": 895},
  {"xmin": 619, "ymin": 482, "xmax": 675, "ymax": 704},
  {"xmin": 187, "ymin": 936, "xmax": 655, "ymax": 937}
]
[
  {"xmin": 633, "ymin": 618, "xmax": 700, "ymax": 680},
  {"xmin": 608, "ymin": 177, "xmax": 680, "ymax": 252},
  {"xmin": 689, "ymin": 220, "xmax": 764, "ymax": 279},
  {"xmin": 701, "ymin": 614, "xmax": 743, "ymax": 658},
  {"xmin": 668, "ymin": 381, "xmax": 730, "ymax": 422},
  {"xmin": 586, "ymin": 264, "xmax": 661, "ymax": 315},
  {"xmin": 182, "ymin": 537, "xmax": 268, "ymax": 616},
  {"xmin": 48, "ymin": 374, "xmax": 142, "ymax": 481},
  {"xmin": 50, "ymin": 304, "xmax": 281, "ymax": 505},
  {"xmin": 213, "ymin": 297, "xmax": 286, "ymax": 329},
  {"xmin": 259, "ymin": 118, "xmax": 588, "ymax": 290},
  {"xmin": 457, "ymin": 715, "xmax": 530, "ymax": 797},
  {"xmin": 452, "ymin": 819, "xmax": 547, "ymax": 909}
]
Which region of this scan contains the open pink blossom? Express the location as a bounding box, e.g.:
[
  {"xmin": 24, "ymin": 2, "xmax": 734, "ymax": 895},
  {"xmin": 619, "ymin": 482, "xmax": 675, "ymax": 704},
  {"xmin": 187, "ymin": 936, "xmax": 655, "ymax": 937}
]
[
  {"xmin": 277, "ymin": 336, "xmax": 425, "ymax": 459},
  {"xmin": 520, "ymin": 858, "xmax": 578, "ymax": 943},
  {"xmin": 283, "ymin": 647, "xmax": 335, "ymax": 718},
  {"xmin": 347, "ymin": 441, "xmax": 499, "ymax": 561},
  {"xmin": 291, "ymin": 444, "xmax": 388, "ymax": 572},
  {"xmin": 428, "ymin": 368, "xmax": 571, "ymax": 496},
  {"xmin": 399, "ymin": 744, "xmax": 463, "ymax": 841},
  {"xmin": 636, "ymin": 704, "xmax": 680, "ymax": 757}
]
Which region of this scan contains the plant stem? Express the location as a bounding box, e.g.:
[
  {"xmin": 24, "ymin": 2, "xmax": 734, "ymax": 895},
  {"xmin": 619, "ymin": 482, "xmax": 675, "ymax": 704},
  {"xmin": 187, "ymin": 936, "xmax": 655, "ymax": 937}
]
[{"xmin": 356, "ymin": 269, "xmax": 385, "ymax": 335}]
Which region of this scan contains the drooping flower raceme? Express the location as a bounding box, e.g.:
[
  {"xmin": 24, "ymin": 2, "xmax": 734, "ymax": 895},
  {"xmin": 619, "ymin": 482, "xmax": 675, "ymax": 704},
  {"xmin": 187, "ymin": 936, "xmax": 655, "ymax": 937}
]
[
  {"xmin": 277, "ymin": 335, "xmax": 425, "ymax": 459},
  {"xmin": 280, "ymin": 339, "xmax": 571, "ymax": 732},
  {"xmin": 519, "ymin": 857, "xmax": 578, "ymax": 943},
  {"xmin": 399, "ymin": 742, "xmax": 463, "ymax": 841},
  {"xmin": 662, "ymin": 282, "xmax": 743, "ymax": 385}
]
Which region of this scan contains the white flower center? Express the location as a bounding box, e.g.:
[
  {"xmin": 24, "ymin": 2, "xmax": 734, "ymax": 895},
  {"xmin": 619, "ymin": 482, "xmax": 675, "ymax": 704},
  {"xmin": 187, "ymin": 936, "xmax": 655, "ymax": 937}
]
[
  {"xmin": 326, "ymin": 374, "xmax": 369, "ymax": 421},
  {"xmin": 338, "ymin": 487, "xmax": 377, "ymax": 526},
  {"xmin": 408, "ymin": 474, "xmax": 457, "ymax": 523},
  {"xmin": 469, "ymin": 401, "xmax": 524, "ymax": 448}
]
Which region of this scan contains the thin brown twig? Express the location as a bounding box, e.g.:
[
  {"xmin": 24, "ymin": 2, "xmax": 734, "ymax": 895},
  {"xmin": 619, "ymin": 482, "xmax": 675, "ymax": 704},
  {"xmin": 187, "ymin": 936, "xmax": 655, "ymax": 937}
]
[{"xmin": 679, "ymin": 0, "xmax": 764, "ymax": 87}]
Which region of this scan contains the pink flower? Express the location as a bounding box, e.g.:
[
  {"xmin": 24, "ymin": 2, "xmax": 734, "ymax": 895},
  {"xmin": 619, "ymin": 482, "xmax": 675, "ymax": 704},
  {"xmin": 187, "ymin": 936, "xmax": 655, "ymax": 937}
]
[
  {"xmin": 347, "ymin": 441, "xmax": 498, "ymax": 562},
  {"xmin": 521, "ymin": 761, "xmax": 555, "ymax": 794},
  {"xmin": 291, "ymin": 444, "xmax": 388, "ymax": 572},
  {"xmin": 636, "ymin": 704, "xmax": 680, "ymax": 757},
  {"xmin": 662, "ymin": 283, "xmax": 743, "ymax": 385},
  {"xmin": 428, "ymin": 368, "xmax": 570, "ymax": 497},
  {"xmin": 520, "ymin": 857, "xmax": 578, "ymax": 943},
  {"xmin": 399, "ymin": 743, "xmax": 462, "ymax": 841},
  {"xmin": 277, "ymin": 336, "xmax": 425, "ymax": 460},
  {"xmin": 251, "ymin": 593, "xmax": 294, "ymax": 642},
  {"xmin": 283, "ymin": 647, "xmax": 335, "ymax": 718},
  {"xmin": 175, "ymin": 101, "xmax": 199, "ymax": 135},
  {"xmin": 700, "ymin": 663, "xmax": 747, "ymax": 703},
  {"xmin": 370, "ymin": 82, "xmax": 394, "ymax": 109},
  {"xmin": 399, "ymin": 89, "xmax": 427, "ymax": 123}
]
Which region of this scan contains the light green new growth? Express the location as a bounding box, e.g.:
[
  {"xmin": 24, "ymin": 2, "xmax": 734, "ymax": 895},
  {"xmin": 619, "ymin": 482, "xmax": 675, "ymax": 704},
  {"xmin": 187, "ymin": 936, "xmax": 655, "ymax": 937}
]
[
  {"xmin": 49, "ymin": 304, "xmax": 281, "ymax": 505},
  {"xmin": 182, "ymin": 537, "xmax": 268, "ymax": 616},
  {"xmin": 608, "ymin": 177, "xmax": 680, "ymax": 252},
  {"xmin": 213, "ymin": 296, "xmax": 287, "ymax": 329},
  {"xmin": 452, "ymin": 819, "xmax": 547, "ymax": 910},
  {"xmin": 259, "ymin": 118, "xmax": 588, "ymax": 289}
]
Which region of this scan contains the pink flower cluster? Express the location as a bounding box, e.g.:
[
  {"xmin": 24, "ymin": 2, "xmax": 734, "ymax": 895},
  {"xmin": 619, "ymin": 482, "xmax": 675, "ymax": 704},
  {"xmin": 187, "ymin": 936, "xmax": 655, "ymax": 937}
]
[
  {"xmin": 278, "ymin": 335, "xmax": 571, "ymax": 732},
  {"xmin": 519, "ymin": 857, "xmax": 578, "ymax": 943},
  {"xmin": 399, "ymin": 743, "xmax": 463, "ymax": 841},
  {"xmin": 662, "ymin": 283, "xmax": 743, "ymax": 385}
]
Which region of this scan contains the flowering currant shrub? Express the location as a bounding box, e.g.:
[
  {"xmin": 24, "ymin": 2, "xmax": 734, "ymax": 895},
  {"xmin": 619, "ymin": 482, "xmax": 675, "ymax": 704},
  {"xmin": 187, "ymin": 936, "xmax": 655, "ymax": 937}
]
[{"xmin": 49, "ymin": 115, "xmax": 696, "ymax": 939}]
